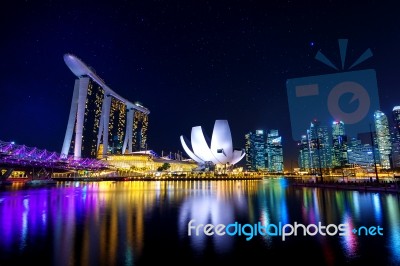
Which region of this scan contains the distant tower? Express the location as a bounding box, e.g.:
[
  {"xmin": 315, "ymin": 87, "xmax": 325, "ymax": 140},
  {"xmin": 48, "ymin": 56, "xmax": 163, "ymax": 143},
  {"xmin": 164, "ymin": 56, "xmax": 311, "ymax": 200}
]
[
  {"xmin": 266, "ymin": 130, "xmax": 283, "ymax": 173},
  {"xmin": 391, "ymin": 106, "xmax": 400, "ymax": 168},
  {"xmin": 61, "ymin": 54, "xmax": 150, "ymax": 159},
  {"xmin": 308, "ymin": 120, "xmax": 331, "ymax": 172},
  {"xmin": 374, "ymin": 110, "xmax": 392, "ymax": 169},
  {"xmin": 393, "ymin": 106, "xmax": 400, "ymax": 135},
  {"xmin": 347, "ymin": 138, "xmax": 375, "ymax": 167},
  {"xmin": 245, "ymin": 130, "xmax": 266, "ymax": 170},
  {"xmin": 332, "ymin": 121, "xmax": 348, "ymax": 167},
  {"xmin": 298, "ymin": 134, "xmax": 311, "ymax": 170}
]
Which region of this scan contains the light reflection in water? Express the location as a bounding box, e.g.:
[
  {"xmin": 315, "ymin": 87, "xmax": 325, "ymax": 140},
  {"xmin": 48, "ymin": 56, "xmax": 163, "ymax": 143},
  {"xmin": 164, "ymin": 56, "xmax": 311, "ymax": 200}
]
[
  {"xmin": 372, "ymin": 193, "xmax": 382, "ymax": 223},
  {"xmin": 0, "ymin": 180, "xmax": 398, "ymax": 265},
  {"xmin": 341, "ymin": 213, "xmax": 359, "ymax": 258},
  {"xmin": 386, "ymin": 195, "xmax": 400, "ymax": 262}
]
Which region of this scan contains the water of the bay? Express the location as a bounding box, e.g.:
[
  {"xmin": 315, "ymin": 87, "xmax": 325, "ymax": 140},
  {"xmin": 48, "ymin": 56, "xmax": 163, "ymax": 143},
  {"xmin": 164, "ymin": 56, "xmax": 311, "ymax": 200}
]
[{"xmin": 0, "ymin": 178, "xmax": 399, "ymax": 266}]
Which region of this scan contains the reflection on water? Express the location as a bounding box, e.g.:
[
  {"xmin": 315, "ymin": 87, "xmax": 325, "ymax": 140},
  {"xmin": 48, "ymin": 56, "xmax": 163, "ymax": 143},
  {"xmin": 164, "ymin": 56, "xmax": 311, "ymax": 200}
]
[{"xmin": 0, "ymin": 179, "xmax": 399, "ymax": 265}]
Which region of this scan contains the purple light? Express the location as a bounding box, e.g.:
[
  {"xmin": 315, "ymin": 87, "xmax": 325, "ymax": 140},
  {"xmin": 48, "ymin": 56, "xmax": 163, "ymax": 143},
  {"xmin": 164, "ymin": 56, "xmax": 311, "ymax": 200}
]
[{"xmin": 0, "ymin": 140, "xmax": 108, "ymax": 170}]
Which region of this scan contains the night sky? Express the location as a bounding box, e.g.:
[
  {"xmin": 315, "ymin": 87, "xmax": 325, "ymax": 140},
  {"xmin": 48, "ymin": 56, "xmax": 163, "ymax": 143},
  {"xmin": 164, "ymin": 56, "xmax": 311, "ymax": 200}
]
[{"xmin": 1, "ymin": 1, "xmax": 400, "ymax": 169}]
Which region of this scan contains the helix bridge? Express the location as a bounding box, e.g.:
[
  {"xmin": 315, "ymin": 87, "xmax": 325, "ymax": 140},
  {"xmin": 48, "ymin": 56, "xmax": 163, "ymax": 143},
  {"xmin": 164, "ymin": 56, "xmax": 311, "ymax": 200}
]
[{"xmin": 0, "ymin": 140, "xmax": 108, "ymax": 171}]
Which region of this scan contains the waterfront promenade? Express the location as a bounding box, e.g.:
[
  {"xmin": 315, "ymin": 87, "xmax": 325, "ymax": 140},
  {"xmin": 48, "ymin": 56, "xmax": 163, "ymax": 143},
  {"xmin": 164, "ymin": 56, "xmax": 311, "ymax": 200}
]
[{"xmin": 3, "ymin": 172, "xmax": 399, "ymax": 194}]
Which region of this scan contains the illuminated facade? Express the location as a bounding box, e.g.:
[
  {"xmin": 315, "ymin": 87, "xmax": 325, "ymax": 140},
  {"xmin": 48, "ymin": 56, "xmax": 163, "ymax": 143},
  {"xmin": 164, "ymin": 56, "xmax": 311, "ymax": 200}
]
[
  {"xmin": 374, "ymin": 110, "xmax": 392, "ymax": 169},
  {"xmin": 104, "ymin": 154, "xmax": 197, "ymax": 172},
  {"xmin": 266, "ymin": 130, "xmax": 283, "ymax": 173},
  {"xmin": 298, "ymin": 134, "xmax": 311, "ymax": 170},
  {"xmin": 61, "ymin": 54, "xmax": 150, "ymax": 159},
  {"xmin": 393, "ymin": 106, "xmax": 400, "ymax": 135},
  {"xmin": 245, "ymin": 133, "xmax": 252, "ymax": 170},
  {"xmin": 245, "ymin": 130, "xmax": 266, "ymax": 171},
  {"xmin": 391, "ymin": 106, "xmax": 400, "ymax": 168},
  {"xmin": 332, "ymin": 121, "xmax": 348, "ymax": 167},
  {"xmin": 390, "ymin": 130, "xmax": 400, "ymax": 168},
  {"xmin": 308, "ymin": 120, "xmax": 331, "ymax": 170},
  {"xmin": 132, "ymin": 110, "xmax": 149, "ymax": 151},
  {"xmin": 180, "ymin": 120, "xmax": 245, "ymax": 167},
  {"xmin": 347, "ymin": 138, "xmax": 375, "ymax": 167}
]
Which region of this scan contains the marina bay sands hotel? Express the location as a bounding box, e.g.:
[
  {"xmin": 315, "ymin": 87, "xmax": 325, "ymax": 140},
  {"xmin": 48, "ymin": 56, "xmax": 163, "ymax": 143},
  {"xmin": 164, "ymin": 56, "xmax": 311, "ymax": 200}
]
[{"xmin": 61, "ymin": 54, "xmax": 150, "ymax": 159}]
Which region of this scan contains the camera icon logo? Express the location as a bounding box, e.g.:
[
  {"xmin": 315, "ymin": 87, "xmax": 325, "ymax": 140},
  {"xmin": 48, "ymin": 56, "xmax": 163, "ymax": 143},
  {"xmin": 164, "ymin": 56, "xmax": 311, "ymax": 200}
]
[{"xmin": 286, "ymin": 39, "xmax": 380, "ymax": 140}]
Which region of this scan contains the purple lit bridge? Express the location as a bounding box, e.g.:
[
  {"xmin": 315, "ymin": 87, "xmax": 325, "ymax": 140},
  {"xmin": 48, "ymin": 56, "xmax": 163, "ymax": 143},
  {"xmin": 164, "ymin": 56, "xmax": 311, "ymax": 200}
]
[{"xmin": 0, "ymin": 140, "xmax": 109, "ymax": 180}]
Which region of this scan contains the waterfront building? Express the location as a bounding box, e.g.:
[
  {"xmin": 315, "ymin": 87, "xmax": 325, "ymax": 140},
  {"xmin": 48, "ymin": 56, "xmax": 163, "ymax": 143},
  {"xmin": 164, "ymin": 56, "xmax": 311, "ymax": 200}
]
[
  {"xmin": 374, "ymin": 110, "xmax": 392, "ymax": 169},
  {"xmin": 390, "ymin": 129, "xmax": 400, "ymax": 168},
  {"xmin": 298, "ymin": 134, "xmax": 311, "ymax": 171},
  {"xmin": 308, "ymin": 120, "xmax": 332, "ymax": 171},
  {"xmin": 180, "ymin": 120, "xmax": 245, "ymax": 168},
  {"xmin": 332, "ymin": 121, "xmax": 348, "ymax": 167},
  {"xmin": 393, "ymin": 106, "xmax": 400, "ymax": 135},
  {"xmin": 61, "ymin": 54, "xmax": 149, "ymax": 159},
  {"xmin": 245, "ymin": 133, "xmax": 252, "ymax": 170},
  {"xmin": 266, "ymin": 129, "xmax": 283, "ymax": 173},
  {"xmin": 245, "ymin": 130, "xmax": 267, "ymax": 171},
  {"xmin": 347, "ymin": 138, "xmax": 375, "ymax": 167},
  {"xmin": 104, "ymin": 153, "xmax": 197, "ymax": 172},
  {"xmin": 391, "ymin": 106, "xmax": 400, "ymax": 168}
]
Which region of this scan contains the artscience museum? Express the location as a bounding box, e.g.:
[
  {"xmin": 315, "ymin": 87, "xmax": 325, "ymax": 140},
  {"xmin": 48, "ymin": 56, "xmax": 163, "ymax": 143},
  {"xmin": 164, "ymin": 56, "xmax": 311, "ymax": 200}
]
[{"xmin": 180, "ymin": 120, "xmax": 245, "ymax": 168}]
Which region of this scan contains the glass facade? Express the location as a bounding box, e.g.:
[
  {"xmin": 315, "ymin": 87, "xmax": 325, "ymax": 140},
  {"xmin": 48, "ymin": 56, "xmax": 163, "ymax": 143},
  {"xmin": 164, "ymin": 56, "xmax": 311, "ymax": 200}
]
[
  {"xmin": 132, "ymin": 111, "xmax": 149, "ymax": 151},
  {"xmin": 245, "ymin": 133, "xmax": 252, "ymax": 170},
  {"xmin": 332, "ymin": 121, "xmax": 348, "ymax": 167},
  {"xmin": 393, "ymin": 106, "xmax": 400, "ymax": 135},
  {"xmin": 73, "ymin": 79, "xmax": 104, "ymax": 158},
  {"xmin": 347, "ymin": 138, "xmax": 375, "ymax": 167},
  {"xmin": 374, "ymin": 110, "xmax": 392, "ymax": 169},
  {"xmin": 244, "ymin": 130, "xmax": 266, "ymax": 171},
  {"xmin": 391, "ymin": 107, "xmax": 400, "ymax": 168},
  {"xmin": 62, "ymin": 54, "xmax": 150, "ymax": 159},
  {"xmin": 266, "ymin": 130, "xmax": 283, "ymax": 173},
  {"xmin": 390, "ymin": 129, "xmax": 400, "ymax": 168},
  {"xmin": 67, "ymin": 79, "xmax": 150, "ymax": 158},
  {"xmin": 298, "ymin": 134, "xmax": 311, "ymax": 170},
  {"xmin": 109, "ymin": 97, "xmax": 127, "ymax": 154},
  {"xmin": 308, "ymin": 120, "xmax": 331, "ymax": 171}
]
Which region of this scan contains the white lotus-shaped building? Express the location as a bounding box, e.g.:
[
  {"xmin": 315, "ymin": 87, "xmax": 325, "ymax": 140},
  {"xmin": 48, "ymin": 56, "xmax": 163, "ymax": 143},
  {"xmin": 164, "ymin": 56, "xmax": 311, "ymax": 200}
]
[{"xmin": 180, "ymin": 120, "xmax": 245, "ymax": 165}]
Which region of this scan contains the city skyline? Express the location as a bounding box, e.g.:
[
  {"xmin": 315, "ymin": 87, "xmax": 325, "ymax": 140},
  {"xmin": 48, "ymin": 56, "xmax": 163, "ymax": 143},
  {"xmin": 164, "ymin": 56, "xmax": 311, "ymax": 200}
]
[
  {"xmin": 2, "ymin": 2, "xmax": 400, "ymax": 169},
  {"xmin": 296, "ymin": 106, "xmax": 400, "ymax": 172}
]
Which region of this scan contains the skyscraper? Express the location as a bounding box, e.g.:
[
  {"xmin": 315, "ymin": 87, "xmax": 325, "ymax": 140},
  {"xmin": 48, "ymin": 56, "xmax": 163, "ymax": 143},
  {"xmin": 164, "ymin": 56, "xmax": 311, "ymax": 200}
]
[
  {"xmin": 393, "ymin": 106, "xmax": 400, "ymax": 135},
  {"xmin": 266, "ymin": 130, "xmax": 283, "ymax": 173},
  {"xmin": 391, "ymin": 106, "xmax": 400, "ymax": 168},
  {"xmin": 245, "ymin": 130, "xmax": 267, "ymax": 170},
  {"xmin": 347, "ymin": 138, "xmax": 375, "ymax": 167},
  {"xmin": 61, "ymin": 54, "xmax": 150, "ymax": 159},
  {"xmin": 298, "ymin": 134, "xmax": 311, "ymax": 171},
  {"xmin": 374, "ymin": 110, "xmax": 392, "ymax": 169},
  {"xmin": 390, "ymin": 129, "xmax": 400, "ymax": 168},
  {"xmin": 332, "ymin": 121, "xmax": 348, "ymax": 167},
  {"xmin": 308, "ymin": 120, "xmax": 331, "ymax": 172}
]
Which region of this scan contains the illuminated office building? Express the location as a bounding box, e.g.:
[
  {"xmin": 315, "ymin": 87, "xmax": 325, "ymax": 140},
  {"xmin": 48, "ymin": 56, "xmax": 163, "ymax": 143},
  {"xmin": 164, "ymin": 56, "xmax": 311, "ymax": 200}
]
[
  {"xmin": 245, "ymin": 130, "xmax": 266, "ymax": 170},
  {"xmin": 393, "ymin": 106, "xmax": 400, "ymax": 135},
  {"xmin": 266, "ymin": 130, "xmax": 283, "ymax": 173},
  {"xmin": 390, "ymin": 129, "xmax": 400, "ymax": 168},
  {"xmin": 332, "ymin": 121, "xmax": 348, "ymax": 167},
  {"xmin": 347, "ymin": 138, "xmax": 375, "ymax": 167},
  {"xmin": 391, "ymin": 106, "xmax": 400, "ymax": 168},
  {"xmin": 298, "ymin": 134, "xmax": 311, "ymax": 170},
  {"xmin": 61, "ymin": 54, "xmax": 150, "ymax": 159},
  {"xmin": 308, "ymin": 120, "xmax": 331, "ymax": 170},
  {"xmin": 374, "ymin": 110, "xmax": 392, "ymax": 169}
]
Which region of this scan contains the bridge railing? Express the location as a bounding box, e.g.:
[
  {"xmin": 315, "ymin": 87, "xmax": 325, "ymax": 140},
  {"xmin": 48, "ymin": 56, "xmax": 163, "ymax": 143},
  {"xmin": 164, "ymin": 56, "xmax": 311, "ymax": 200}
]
[{"xmin": 0, "ymin": 140, "xmax": 108, "ymax": 170}]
